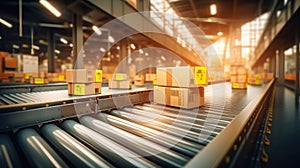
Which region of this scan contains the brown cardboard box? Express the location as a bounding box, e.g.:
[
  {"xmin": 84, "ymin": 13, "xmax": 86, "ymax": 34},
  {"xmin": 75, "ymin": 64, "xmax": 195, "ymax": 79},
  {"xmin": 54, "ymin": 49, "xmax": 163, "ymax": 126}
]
[
  {"xmin": 134, "ymin": 74, "xmax": 145, "ymax": 86},
  {"xmin": 66, "ymin": 69, "xmax": 95, "ymax": 83},
  {"xmin": 68, "ymin": 83, "xmax": 95, "ymax": 95},
  {"xmin": 39, "ymin": 72, "xmax": 48, "ymax": 78},
  {"xmin": 112, "ymin": 73, "xmax": 128, "ymax": 81},
  {"xmin": 154, "ymin": 86, "xmax": 204, "ymax": 109},
  {"xmin": 237, "ymin": 68, "xmax": 247, "ymax": 75},
  {"xmin": 108, "ymin": 79, "xmax": 132, "ymax": 89},
  {"xmin": 4, "ymin": 57, "xmax": 17, "ymax": 69},
  {"xmin": 232, "ymin": 82, "xmax": 247, "ymax": 89},
  {"xmin": 30, "ymin": 77, "xmax": 49, "ymax": 84},
  {"xmin": 156, "ymin": 66, "xmax": 208, "ymax": 87},
  {"xmin": 230, "ymin": 75, "xmax": 237, "ymax": 83},
  {"xmin": 14, "ymin": 72, "xmax": 23, "ymax": 78},
  {"xmin": 145, "ymin": 73, "xmax": 156, "ymax": 82},
  {"xmin": 95, "ymin": 82, "xmax": 102, "ymax": 94},
  {"xmin": 0, "ymin": 52, "xmax": 9, "ymax": 58},
  {"xmin": 237, "ymin": 74, "xmax": 247, "ymax": 83}
]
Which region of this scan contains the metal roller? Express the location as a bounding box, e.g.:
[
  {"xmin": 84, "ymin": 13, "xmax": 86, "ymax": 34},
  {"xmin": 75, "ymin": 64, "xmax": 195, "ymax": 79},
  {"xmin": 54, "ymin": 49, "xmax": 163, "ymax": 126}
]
[
  {"xmin": 40, "ymin": 124, "xmax": 112, "ymax": 168},
  {"xmin": 132, "ymin": 106, "xmax": 225, "ymax": 133},
  {"xmin": 79, "ymin": 116, "xmax": 189, "ymax": 168},
  {"xmin": 61, "ymin": 119, "xmax": 156, "ymax": 168},
  {"xmin": 139, "ymin": 104, "xmax": 234, "ymax": 121},
  {"xmin": 96, "ymin": 113, "xmax": 202, "ymax": 157},
  {"xmin": 17, "ymin": 128, "xmax": 68, "ymax": 168},
  {"xmin": 124, "ymin": 107, "xmax": 229, "ymax": 128},
  {"xmin": 0, "ymin": 134, "xmax": 22, "ymax": 168},
  {"xmin": 111, "ymin": 110, "xmax": 212, "ymax": 145}
]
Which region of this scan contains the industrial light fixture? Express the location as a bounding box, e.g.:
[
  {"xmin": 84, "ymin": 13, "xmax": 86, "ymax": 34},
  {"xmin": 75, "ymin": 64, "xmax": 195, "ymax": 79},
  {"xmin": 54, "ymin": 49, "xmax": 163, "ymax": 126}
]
[
  {"xmin": 210, "ymin": 4, "xmax": 217, "ymax": 15},
  {"xmin": 60, "ymin": 37, "xmax": 68, "ymax": 44},
  {"xmin": 0, "ymin": 18, "xmax": 13, "ymax": 28},
  {"xmin": 108, "ymin": 36, "xmax": 115, "ymax": 43},
  {"xmin": 116, "ymin": 46, "xmax": 120, "ymax": 50},
  {"xmin": 139, "ymin": 49, "xmax": 144, "ymax": 54},
  {"xmin": 13, "ymin": 44, "xmax": 20, "ymax": 49},
  {"xmin": 217, "ymin": 32, "xmax": 223, "ymax": 36},
  {"xmin": 145, "ymin": 52, "xmax": 149, "ymax": 57},
  {"xmin": 130, "ymin": 43, "xmax": 136, "ymax": 50},
  {"xmin": 32, "ymin": 45, "xmax": 40, "ymax": 50},
  {"xmin": 92, "ymin": 25, "xmax": 102, "ymax": 35},
  {"xmin": 100, "ymin": 47, "xmax": 105, "ymax": 52},
  {"xmin": 39, "ymin": 0, "xmax": 61, "ymax": 17},
  {"xmin": 55, "ymin": 49, "xmax": 61, "ymax": 54},
  {"xmin": 69, "ymin": 43, "xmax": 73, "ymax": 47}
]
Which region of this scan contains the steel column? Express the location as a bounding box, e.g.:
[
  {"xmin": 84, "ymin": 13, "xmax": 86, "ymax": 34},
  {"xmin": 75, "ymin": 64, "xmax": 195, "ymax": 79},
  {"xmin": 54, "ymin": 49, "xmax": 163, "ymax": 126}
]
[
  {"xmin": 72, "ymin": 13, "xmax": 83, "ymax": 69},
  {"xmin": 47, "ymin": 31, "xmax": 54, "ymax": 73},
  {"xmin": 278, "ymin": 49, "xmax": 285, "ymax": 85}
]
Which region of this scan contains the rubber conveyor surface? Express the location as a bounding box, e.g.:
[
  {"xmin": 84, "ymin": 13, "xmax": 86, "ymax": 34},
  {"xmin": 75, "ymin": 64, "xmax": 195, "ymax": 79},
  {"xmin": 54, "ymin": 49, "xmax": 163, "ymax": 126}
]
[{"xmin": 0, "ymin": 83, "xmax": 266, "ymax": 167}]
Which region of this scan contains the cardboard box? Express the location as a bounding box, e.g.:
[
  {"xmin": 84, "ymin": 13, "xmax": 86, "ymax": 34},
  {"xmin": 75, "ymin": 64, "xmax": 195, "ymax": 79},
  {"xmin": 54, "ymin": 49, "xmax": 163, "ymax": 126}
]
[
  {"xmin": 112, "ymin": 73, "xmax": 128, "ymax": 81},
  {"xmin": 4, "ymin": 57, "xmax": 17, "ymax": 69},
  {"xmin": 66, "ymin": 69, "xmax": 95, "ymax": 83},
  {"xmin": 14, "ymin": 72, "xmax": 24, "ymax": 78},
  {"xmin": 230, "ymin": 75, "xmax": 237, "ymax": 83},
  {"xmin": 237, "ymin": 74, "xmax": 247, "ymax": 83},
  {"xmin": 145, "ymin": 73, "xmax": 156, "ymax": 82},
  {"xmin": 108, "ymin": 79, "xmax": 132, "ymax": 89},
  {"xmin": 156, "ymin": 66, "xmax": 208, "ymax": 87},
  {"xmin": 39, "ymin": 72, "xmax": 48, "ymax": 78},
  {"xmin": 95, "ymin": 82, "xmax": 102, "ymax": 94},
  {"xmin": 30, "ymin": 77, "xmax": 49, "ymax": 84},
  {"xmin": 154, "ymin": 86, "xmax": 205, "ymax": 109},
  {"xmin": 68, "ymin": 83, "xmax": 95, "ymax": 95},
  {"xmin": 0, "ymin": 52, "xmax": 9, "ymax": 58},
  {"xmin": 134, "ymin": 74, "xmax": 145, "ymax": 86},
  {"xmin": 232, "ymin": 82, "xmax": 247, "ymax": 89},
  {"xmin": 237, "ymin": 68, "xmax": 247, "ymax": 75}
]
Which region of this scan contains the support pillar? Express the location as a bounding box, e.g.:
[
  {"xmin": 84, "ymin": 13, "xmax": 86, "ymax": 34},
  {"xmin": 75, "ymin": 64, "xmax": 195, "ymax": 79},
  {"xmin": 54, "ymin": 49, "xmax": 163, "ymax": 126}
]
[
  {"xmin": 295, "ymin": 25, "xmax": 299, "ymax": 100},
  {"xmin": 278, "ymin": 50, "xmax": 285, "ymax": 85},
  {"xmin": 72, "ymin": 13, "xmax": 83, "ymax": 69},
  {"xmin": 47, "ymin": 31, "xmax": 54, "ymax": 73}
]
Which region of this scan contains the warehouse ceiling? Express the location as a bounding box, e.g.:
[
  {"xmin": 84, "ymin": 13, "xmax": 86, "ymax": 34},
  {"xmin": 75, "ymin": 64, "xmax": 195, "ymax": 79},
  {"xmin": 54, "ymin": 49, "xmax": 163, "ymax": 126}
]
[
  {"xmin": 0, "ymin": 0, "xmax": 274, "ymax": 61},
  {"xmin": 169, "ymin": 0, "xmax": 273, "ymax": 40}
]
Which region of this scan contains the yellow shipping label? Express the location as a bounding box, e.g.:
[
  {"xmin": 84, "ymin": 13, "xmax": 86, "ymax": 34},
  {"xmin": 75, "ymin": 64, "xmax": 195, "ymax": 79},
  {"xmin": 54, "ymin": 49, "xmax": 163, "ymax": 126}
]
[
  {"xmin": 34, "ymin": 78, "xmax": 44, "ymax": 84},
  {"xmin": 115, "ymin": 73, "xmax": 124, "ymax": 80},
  {"xmin": 194, "ymin": 66, "xmax": 207, "ymax": 85},
  {"xmin": 74, "ymin": 84, "xmax": 85, "ymax": 95},
  {"xmin": 59, "ymin": 75, "xmax": 65, "ymax": 81},
  {"xmin": 153, "ymin": 74, "xmax": 157, "ymax": 85},
  {"xmin": 25, "ymin": 74, "xmax": 32, "ymax": 79},
  {"xmin": 95, "ymin": 70, "xmax": 102, "ymax": 82},
  {"xmin": 232, "ymin": 83, "xmax": 239, "ymax": 88}
]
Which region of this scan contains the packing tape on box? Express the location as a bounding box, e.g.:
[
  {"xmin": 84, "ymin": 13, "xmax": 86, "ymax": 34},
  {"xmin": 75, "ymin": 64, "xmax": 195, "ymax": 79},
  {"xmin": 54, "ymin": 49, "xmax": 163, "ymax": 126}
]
[{"xmin": 165, "ymin": 87, "xmax": 171, "ymax": 105}]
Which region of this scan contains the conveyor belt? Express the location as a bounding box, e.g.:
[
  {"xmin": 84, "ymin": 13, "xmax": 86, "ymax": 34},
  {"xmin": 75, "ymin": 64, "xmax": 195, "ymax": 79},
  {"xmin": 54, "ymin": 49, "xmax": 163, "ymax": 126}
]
[{"xmin": 0, "ymin": 82, "xmax": 270, "ymax": 167}]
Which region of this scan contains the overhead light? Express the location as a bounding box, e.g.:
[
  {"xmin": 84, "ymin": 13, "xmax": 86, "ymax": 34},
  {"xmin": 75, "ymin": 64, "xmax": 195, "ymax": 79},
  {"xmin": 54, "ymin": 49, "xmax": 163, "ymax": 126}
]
[
  {"xmin": 13, "ymin": 44, "xmax": 20, "ymax": 49},
  {"xmin": 130, "ymin": 43, "xmax": 136, "ymax": 50},
  {"xmin": 139, "ymin": 49, "xmax": 144, "ymax": 54},
  {"xmin": 22, "ymin": 44, "xmax": 29, "ymax": 48},
  {"xmin": 161, "ymin": 56, "xmax": 166, "ymax": 61},
  {"xmin": 210, "ymin": 4, "xmax": 217, "ymax": 15},
  {"xmin": 100, "ymin": 47, "xmax": 105, "ymax": 52},
  {"xmin": 217, "ymin": 32, "xmax": 223, "ymax": 36},
  {"xmin": 60, "ymin": 37, "xmax": 68, "ymax": 44},
  {"xmin": 145, "ymin": 52, "xmax": 149, "ymax": 57},
  {"xmin": 116, "ymin": 46, "xmax": 120, "ymax": 50},
  {"xmin": 108, "ymin": 36, "xmax": 115, "ymax": 43},
  {"xmin": 69, "ymin": 43, "xmax": 73, "ymax": 47},
  {"xmin": 32, "ymin": 45, "xmax": 40, "ymax": 50},
  {"xmin": 0, "ymin": 36, "xmax": 2, "ymax": 40},
  {"xmin": 92, "ymin": 25, "xmax": 102, "ymax": 35},
  {"xmin": 0, "ymin": 18, "xmax": 12, "ymax": 28},
  {"xmin": 39, "ymin": 39, "xmax": 48, "ymax": 45},
  {"xmin": 39, "ymin": 0, "xmax": 61, "ymax": 17},
  {"xmin": 55, "ymin": 49, "xmax": 60, "ymax": 54}
]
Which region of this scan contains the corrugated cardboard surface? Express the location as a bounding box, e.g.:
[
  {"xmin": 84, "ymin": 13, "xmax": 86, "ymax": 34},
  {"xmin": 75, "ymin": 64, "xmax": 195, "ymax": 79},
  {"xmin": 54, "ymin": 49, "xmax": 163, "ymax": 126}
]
[
  {"xmin": 156, "ymin": 66, "xmax": 208, "ymax": 88},
  {"xmin": 145, "ymin": 73, "xmax": 155, "ymax": 81},
  {"xmin": 95, "ymin": 82, "xmax": 102, "ymax": 94},
  {"xmin": 154, "ymin": 86, "xmax": 204, "ymax": 109},
  {"xmin": 134, "ymin": 80, "xmax": 144, "ymax": 86},
  {"xmin": 68, "ymin": 83, "xmax": 95, "ymax": 95},
  {"xmin": 230, "ymin": 76, "xmax": 237, "ymax": 83},
  {"xmin": 4, "ymin": 57, "xmax": 17, "ymax": 69},
  {"xmin": 66, "ymin": 69, "xmax": 95, "ymax": 83},
  {"xmin": 108, "ymin": 79, "xmax": 132, "ymax": 89},
  {"xmin": 237, "ymin": 74, "xmax": 247, "ymax": 83}
]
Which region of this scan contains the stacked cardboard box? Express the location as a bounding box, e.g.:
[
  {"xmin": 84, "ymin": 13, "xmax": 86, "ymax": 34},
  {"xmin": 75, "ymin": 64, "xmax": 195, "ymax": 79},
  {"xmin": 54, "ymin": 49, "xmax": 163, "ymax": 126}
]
[
  {"xmin": 154, "ymin": 66, "xmax": 207, "ymax": 109},
  {"xmin": 231, "ymin": 66, "xmax": 248, "ymax": 89},
  {"xmin": 48, "ymin": 73, "xmax": 66, "ymax": 83},
  {"xmin": 248, "ymin": 74, "xmax": 262, "ymax": 85},
  {"xmin": 134, "ymin": 74, "xmax": 145, "ymax": 86},
  {"xmin": 145, "ymin": 73, "xmax": 156, "ymax": 82},
  {"xmin": 29, "ymin": 72, "xmax": 49, "ymax": 84},
  {"xmin": 66, "ymin": 69, "xmax": 102, "ymax": 95},
  {"xmin": 108, "ymin": 73, "xmax": 132, "ymax": 89}
]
